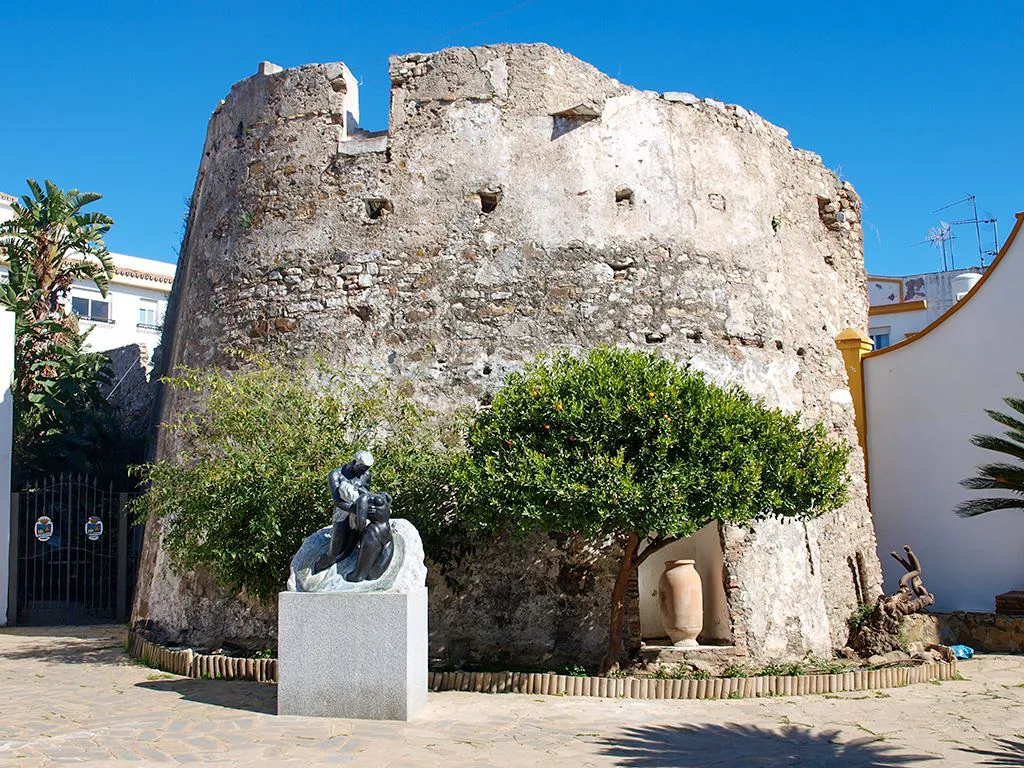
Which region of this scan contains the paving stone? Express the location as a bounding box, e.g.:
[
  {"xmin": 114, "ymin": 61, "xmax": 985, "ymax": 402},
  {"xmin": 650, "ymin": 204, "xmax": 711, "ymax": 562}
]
[{"xmin": 1, "ymin": 626, "xmax": 1023, "ymax": 765}]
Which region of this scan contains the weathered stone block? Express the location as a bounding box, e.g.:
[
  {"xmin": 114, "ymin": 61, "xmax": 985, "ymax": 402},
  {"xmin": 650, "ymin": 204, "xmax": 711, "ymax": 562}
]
[{"xmin": 277, "ymin": 589, "xmax": 428, "ymax": 720}]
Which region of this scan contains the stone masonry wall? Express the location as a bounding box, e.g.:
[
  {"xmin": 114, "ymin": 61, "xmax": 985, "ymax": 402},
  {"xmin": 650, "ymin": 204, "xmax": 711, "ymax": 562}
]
[{"xmin": 133, "ymin": 44, "xmax": 882, "ymax": 666}]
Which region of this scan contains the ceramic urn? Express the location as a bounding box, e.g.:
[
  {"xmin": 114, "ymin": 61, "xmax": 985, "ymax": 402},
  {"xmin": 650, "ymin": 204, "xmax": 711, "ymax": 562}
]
[{"xmin": 658, "ymin": 559, "xmax": 703, "ymax": 647}]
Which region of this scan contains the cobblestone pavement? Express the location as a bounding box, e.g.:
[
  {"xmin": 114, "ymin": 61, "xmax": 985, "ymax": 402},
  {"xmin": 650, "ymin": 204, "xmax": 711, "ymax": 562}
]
[{"xmin": 1, "ymin": 626, "xmax": 1023, "ymax": 766}]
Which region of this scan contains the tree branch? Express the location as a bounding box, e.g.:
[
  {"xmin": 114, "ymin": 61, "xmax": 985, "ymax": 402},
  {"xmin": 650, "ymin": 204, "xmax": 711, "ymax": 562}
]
[{"xmin": 634, "ymin": 535, "xmax": 682, "ymax": 568}]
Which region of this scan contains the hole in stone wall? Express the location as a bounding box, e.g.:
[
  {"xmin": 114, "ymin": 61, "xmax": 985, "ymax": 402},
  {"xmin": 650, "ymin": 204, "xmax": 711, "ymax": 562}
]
[
  {"xmin": 482, "ymin": 363, "xmax": 492, "ymax": 375},
  {"xmin": 365, "ymin": 198, "xmax": 393, "ymax": 220},
  {"xmin": 479, "ymin": 190, "xmax": 501, "ymax": 214},
  {"xmin": 804, "ymin": 523, "xmax": 815, "ymax": 575},
  {"xmin": 817, "ymin": 195, "xmax": 842, "ymax": 232},
  {"xmin": 855, "ymin": 551, "xmax": 870, "ymax": 604},
  {"xmin": 848, "ymin": 555, "xmax": 865, "ymax": 604},
  {"xmin": 616, "ymin": 188, "xmax": 634, "ymax": 207}
]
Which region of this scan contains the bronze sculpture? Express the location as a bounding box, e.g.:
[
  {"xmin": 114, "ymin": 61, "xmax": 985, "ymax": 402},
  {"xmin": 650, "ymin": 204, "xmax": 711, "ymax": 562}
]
[{"xmin": 313, "ymin": 450, "xmax": 395, "ymax": 582}]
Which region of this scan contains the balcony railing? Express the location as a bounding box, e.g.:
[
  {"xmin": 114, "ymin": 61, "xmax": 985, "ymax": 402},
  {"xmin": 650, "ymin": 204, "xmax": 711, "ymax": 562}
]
[{"xmin": 136, "ymin": 322, "xmax": 163, "ymax": 332}]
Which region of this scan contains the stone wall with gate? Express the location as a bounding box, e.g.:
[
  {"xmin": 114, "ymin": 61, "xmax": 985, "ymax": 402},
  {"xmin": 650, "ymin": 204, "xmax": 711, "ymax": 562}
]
[{"xmin": 134, "ymin": 44, "xmax": 881, "ymax": 666}]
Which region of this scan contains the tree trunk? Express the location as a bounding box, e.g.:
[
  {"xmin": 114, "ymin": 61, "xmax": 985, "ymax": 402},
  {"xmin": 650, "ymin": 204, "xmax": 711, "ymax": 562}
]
[
  {"xmin": 849, "ymin": 545, "xmax": 935, "ymax": 657},
  {"xmin": 600, "ymin": 533, "xmax": 639, "ymax": 675}
]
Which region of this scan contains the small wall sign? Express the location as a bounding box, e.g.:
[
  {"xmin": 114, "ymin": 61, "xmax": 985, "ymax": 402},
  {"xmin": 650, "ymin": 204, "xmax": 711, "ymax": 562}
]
[
  {"xmin": 34, "ymin": 516, "xmax": 53, "ymax": 542},
  {"xmin": 85, "ymin": 516, "xmax": 104, "ymax": 541}
]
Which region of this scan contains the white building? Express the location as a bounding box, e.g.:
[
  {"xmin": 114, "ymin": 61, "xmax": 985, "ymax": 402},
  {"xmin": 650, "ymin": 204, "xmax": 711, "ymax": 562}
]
[
  {"xmin": 0, "ymin": 192, "xmax": 175, "ymax": 358},
  {"xmin": 838, "ymin": 214, "xmax": 1024, "ymax": 612},
  {"xmin": 867, "ymin": 267, "xmax": 985, "ymax": 350}
]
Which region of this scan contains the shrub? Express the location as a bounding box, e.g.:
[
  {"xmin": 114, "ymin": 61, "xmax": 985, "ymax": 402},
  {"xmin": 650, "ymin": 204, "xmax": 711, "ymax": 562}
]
[
  {"xmin": 461, "ymin": 346, "xmax": 851, "ymax": 672},
  {"xmin": 132, "ymin": 355, "xmax": 461, "ymax": 600}
]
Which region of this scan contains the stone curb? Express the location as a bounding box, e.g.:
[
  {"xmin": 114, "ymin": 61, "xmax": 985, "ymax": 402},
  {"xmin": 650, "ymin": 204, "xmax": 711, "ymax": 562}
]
[{"xmin": 126, "ymin": 630, "xmax": 958, "ymax": 699}]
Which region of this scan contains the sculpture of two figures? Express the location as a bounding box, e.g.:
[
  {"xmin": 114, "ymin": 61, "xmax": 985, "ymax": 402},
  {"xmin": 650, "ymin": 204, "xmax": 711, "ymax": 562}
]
[
  {"xmin": 287, "ymin": 450, "xmax": 426, "ymax": 594},
  {"xmin": 313, "ymin": 450, "xmax": 394, "ymax": 582}
]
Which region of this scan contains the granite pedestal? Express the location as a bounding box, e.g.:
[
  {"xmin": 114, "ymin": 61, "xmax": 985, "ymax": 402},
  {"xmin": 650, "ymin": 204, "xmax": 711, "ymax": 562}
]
[{"xmin": 277, "ymin": 588, "xmax": 428, "ymax": 720}]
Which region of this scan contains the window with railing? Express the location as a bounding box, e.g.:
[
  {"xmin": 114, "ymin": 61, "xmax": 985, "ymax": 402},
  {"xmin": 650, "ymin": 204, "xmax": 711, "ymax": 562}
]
[
  {"xmin": 71, "ymin": 295, "xmax": 112, "ymax": 324},
  {"xmin": 137, "ymin": 299, "xmax": 162, "ymax": 331}
]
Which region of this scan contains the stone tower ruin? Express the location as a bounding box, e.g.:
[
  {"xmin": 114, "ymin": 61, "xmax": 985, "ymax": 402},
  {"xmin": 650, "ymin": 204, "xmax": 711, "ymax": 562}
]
[{"xmin": 133, "ymin": 44, "xmax": 882, "ymax": 665}]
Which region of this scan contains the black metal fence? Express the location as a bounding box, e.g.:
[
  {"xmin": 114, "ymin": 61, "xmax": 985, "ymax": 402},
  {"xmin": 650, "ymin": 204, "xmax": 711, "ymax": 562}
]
[{"xmin": 7, "ymin": 475, "xmax": 142, "ymax": 625}]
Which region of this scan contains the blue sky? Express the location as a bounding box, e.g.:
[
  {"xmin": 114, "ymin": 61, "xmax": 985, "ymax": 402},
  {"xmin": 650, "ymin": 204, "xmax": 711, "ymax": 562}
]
[{"xmin": 2, "ymin": 1, "xmax": 1021, "ymax": 275}]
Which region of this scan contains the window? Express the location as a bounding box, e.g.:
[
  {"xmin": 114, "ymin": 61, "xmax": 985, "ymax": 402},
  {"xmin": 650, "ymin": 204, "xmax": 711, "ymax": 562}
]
[
  {"xmin": 138, "ymin": 299, "xmax": 161, "ymax": 330},
  {"xmin": 71, "ymin": 295, "xmax": 111, "ymax": 323},
  {"xmin": 869, "ymin": 326, "xmax": 891, "ymax": 350}
]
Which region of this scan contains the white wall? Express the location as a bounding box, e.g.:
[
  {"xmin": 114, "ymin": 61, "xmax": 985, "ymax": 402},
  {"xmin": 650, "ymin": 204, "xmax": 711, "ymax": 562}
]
[
  {"xmin": 637, "ymin": 522, "xmax": 732, "ymax": 643},
  {"xmin": 864, "ymin": 216, "xmax": 1024, "ymax": 612},
  {"xmin": 66, "ymin": 280, "xmax": 168, "ymax": 354},
  {"xmin": 0, "ymin": 311, "xmax": 15, "ymax": 625},
  {"xmin": 0, "ymin": 262, "xmax": 171, "ymax": 357}
]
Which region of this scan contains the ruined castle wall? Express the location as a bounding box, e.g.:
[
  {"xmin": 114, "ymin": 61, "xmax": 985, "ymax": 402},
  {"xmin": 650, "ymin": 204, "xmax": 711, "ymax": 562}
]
[{"xmin": 134, "ymin": 44, "xmax": 881, "ymax": 664}]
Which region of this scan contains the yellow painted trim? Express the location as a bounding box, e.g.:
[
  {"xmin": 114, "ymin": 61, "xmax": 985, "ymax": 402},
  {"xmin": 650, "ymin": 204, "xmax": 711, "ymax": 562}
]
[
  {"xmin": 868, "ymin": 299, "xmax": 927, "ymax": 317},
  {"xmin": 867, "ymin": 275, "xmax": 905, "ymax": 304},
  {"xmin": 865, "ymin": 212, "xmax": 1024, "ymax": 360},
  {"xmin": 835, "ymin": 329, "xmax": 872, "ymax": 457}
]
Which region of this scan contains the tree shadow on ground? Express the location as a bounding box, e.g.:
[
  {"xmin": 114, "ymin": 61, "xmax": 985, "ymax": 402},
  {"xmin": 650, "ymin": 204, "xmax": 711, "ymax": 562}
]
[
  {"xmin": 600, "ymin": 723, "xmax": 938, "ymax": 767},
  {"xmin": 960, "ymin": 737, "xmax": 1024, "ymax": 766},
  {"xmin": 137, "ymin": 678, "xmax": 276, "ymax": 715},
  {"xmin": 0, "ymin": 626, "xmax": 128, "ymax": 665}
]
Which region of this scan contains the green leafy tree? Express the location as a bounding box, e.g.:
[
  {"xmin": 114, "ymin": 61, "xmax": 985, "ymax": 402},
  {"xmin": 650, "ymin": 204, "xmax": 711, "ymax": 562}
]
[
  {"xmin": 461, "ymin": 347, "xmax": 851, "ymax": 673},
  {"xmin": 132, "ymin": 356, "xmax": 462, "ymax": 600},
  {"xmin": 955, "ymin": 372, "xmax": 1024, "ymax": 518},
  {"xmin": 0, "ymin": 180, "xmax": 117, "ymax": 481}
]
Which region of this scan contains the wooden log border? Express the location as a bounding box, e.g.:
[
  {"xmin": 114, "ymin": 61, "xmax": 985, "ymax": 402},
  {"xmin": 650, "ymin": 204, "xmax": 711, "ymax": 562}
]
[{"xmin": 125, "ymin": 629, "xmax": 958, "ymax": 699}]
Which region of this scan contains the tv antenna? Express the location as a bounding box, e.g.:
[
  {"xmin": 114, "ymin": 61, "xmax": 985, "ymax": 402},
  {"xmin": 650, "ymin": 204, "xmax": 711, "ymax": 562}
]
[
  {"xmin": 933, "ymin": 194, "xmax": 998, "ymax": 268},
  {"xmin": 913, "ymin": 223, "xmax": 955, "ymax": 271}
]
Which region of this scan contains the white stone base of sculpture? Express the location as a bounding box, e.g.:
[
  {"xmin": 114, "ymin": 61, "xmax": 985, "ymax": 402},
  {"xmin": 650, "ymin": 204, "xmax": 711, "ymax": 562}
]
[{"xmin": 277, "ymin": 588, "xmax": 428, "ymax": 720}]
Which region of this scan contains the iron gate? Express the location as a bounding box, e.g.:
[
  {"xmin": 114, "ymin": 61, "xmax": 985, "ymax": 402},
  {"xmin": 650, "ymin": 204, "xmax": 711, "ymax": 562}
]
[{"xmin": 8, "ymin": 475, "xmax": 141, "ymax": 625}]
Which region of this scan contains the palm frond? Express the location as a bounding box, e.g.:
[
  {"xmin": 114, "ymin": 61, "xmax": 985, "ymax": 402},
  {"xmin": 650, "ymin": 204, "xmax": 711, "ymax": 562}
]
[
  {"xmin": 957, "ymin": 371, "xmax": 1024, "ymax": 519},
  {"xmin": 983, "ymin": 408, "xmax": 1024, "ymax": 435},
  {"xmin": 955, "ymin": 496, "xmax": 1024, "ymax": 518},
  {"xmin": 969, "ymin": 434, "xmax": 1024, "ymax": 462}
]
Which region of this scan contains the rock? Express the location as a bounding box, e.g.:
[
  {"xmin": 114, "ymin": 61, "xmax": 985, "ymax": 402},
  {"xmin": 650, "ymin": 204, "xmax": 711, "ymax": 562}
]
[
  {"xmin": 867, "ymin": 655, "xmax": 886, "ymax": 666},
  {"xmin": 688, "ymin": 660, "xmax": 717, "ymax": 675},
  {"xmin": 882, "ymin": 650, "xmax": 910, "ymax": 663},
  {"xmin": 838, "ymin": 646, "xmax": 859, "ymax": 660},
  {"xmin": 662, "ymin": 91, "xmax": 700, "ymax": 105},
  {"xmin": 287, "ymin": 518, "xmax": 426, "ymax": 594}
]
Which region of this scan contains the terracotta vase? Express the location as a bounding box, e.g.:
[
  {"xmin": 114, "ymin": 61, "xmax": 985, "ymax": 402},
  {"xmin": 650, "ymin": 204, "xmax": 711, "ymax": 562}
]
[{"xmin": 658, "ymin": 559, "xmax": 703, "ymax": 647}]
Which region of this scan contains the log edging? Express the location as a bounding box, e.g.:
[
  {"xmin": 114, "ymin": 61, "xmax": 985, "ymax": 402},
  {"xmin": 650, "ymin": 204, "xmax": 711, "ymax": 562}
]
[{"xmin": 125, "ymin": 630, "xmax": 958, "ymax": 699}]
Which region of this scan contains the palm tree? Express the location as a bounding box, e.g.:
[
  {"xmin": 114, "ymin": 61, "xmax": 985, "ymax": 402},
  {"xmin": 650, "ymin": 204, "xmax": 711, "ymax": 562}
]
[
  {"xmin": 0, "ymin": 179, "xmax": 114, "ymax": 389},
  {"xmin": 0, "ymin": 180, "xmax": 116, "ymax": 480},
  {"xmin": 955, "ymin": 372, "xmax": 1024, "ymax": 518}
]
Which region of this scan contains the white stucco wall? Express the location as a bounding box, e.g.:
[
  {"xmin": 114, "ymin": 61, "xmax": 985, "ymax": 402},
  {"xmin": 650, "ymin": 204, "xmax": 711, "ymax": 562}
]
[
  {"xmin": 0, "ymin": 311, "xmax": 15, "ymax": 625},
  {"xmin": 863, "ymin": 215, "xmax": 1024, "ymax": 612}
]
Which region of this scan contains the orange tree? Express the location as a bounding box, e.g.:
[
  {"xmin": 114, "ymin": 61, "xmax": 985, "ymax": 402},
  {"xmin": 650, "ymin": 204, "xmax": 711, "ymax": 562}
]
[{"xmin": 461, "ymin": 347, "xmax": 851, "ymax": 673}]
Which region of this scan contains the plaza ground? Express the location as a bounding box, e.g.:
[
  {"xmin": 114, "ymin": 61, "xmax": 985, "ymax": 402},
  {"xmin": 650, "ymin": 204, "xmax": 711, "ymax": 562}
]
[{"xmin": 0, "ymin": 626, "xmax": 1022, "ymax": 765}]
